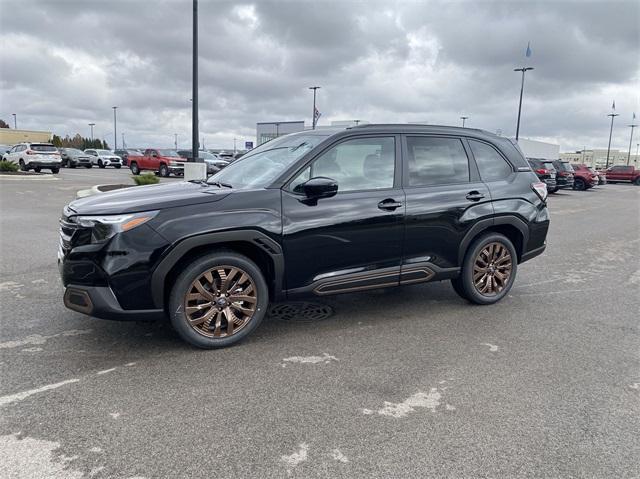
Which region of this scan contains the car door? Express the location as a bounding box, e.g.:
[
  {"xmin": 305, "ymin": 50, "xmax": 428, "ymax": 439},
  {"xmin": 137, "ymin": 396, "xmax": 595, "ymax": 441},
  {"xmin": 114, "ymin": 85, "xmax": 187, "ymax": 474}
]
[
  {"xmin": 282, "ymin": 135, "xmax": 405, "ymax": 295},
  {"xmin": 401, "ymin": 135, "xmax": 493, "ymax": 276}
]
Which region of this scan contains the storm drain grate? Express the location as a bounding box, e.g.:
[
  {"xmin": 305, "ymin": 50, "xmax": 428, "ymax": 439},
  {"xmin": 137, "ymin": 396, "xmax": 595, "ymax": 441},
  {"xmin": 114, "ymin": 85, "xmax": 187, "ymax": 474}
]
[{"xmin": 267, "ymin": 302, "xmax": 334, "ymax": 322}]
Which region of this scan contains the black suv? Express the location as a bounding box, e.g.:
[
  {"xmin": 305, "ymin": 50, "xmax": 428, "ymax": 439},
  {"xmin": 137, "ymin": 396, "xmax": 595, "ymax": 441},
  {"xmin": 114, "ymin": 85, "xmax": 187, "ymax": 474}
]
[
  {"xmin": 59, "ymin": 125, "xmax": 549, "ymax": 348},
  {"xmin": 527, "ymin": 158, "xmax": 558, "ymax": 193}
]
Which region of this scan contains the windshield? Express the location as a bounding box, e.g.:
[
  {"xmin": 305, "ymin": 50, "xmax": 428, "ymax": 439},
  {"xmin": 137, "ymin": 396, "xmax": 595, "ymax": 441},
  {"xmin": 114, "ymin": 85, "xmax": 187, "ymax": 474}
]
[
  {"xmin": 157, "ymin": 149, "xmax": 180, "ymax": 157},
  {"xmin": 97, "ymin": 149, "xmax": 113, "ymax": 155},
  {"xmin": 198, "ymin": 151, "xmax": 217, "ymax": 160},
  {"xmin": 208, "ymin": 133, "xmax": 329, "ymax": 189},
  {"xmin": 66, "ymin": 148, "xmax": 84, "ymax": 154}
]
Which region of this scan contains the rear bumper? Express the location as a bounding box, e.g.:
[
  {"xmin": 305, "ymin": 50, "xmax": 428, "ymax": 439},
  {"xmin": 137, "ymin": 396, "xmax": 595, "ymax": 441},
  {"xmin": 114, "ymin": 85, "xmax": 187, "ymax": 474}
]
[
  {"xmin": 64, "ymin": 285, "xmax": 165, "ymax": 321},
  {"xmin": 521, "ymin": 244, "xmax": 546, "ymax": 263},
  {"xmin": 28, "ymin": 161, "xmax": 61, "ymax": 168}
]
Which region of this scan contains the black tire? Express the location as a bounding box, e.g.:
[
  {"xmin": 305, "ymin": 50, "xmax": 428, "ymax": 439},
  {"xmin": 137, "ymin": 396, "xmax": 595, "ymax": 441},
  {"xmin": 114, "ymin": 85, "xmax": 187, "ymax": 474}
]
[
  {"xmin": 61, "ymin": 159, "xmax": 67, "ymax": 168},
  {"xmin": 452, "ymin": 232, "xmax": 518, "ymax": 305},
  {"xmin": 114, "ymin": 164, "xmax": 122, "ymax": 169},
  {"xmin": 634, "ymin": 177, "xmax": 640, "ymax": 186},
  {"xmin": 573, "ymin": 178, "xmax": 585, "ymax": 191},
  {"xmin": 19, "ymin": 159, "xmax": 28, "ymax": 171},
  {"xmin": 169, "ymin": 251, "xmax": 269, "ymax": 349},
  {"xmin": 85, "ymin": 164, "xmax": 92, "ymax": 169},
  {"xmin": 549, "ymin": 187, "xmax": 559, "ymax": 194},
  {"xmin": 70, "ymin": 162, "xmax": 76, "ymax": 168},
  {"xmin": 51, "ymin": 167, "xmax": 60, "ymax": 174},
  {"xmin": 34, "ymin": 166, "xmax": 41, "ymax": 173},
  {"xmin": 159, "ymin": 163, "xmax": 169, "ymax": 177},
  {"xmin": 130, "ymin": 162, "xmax": 140, "ymax": 175},
  {"xmin": 98, "ymin": 160, "xmax": 105, "ymax": 168}
]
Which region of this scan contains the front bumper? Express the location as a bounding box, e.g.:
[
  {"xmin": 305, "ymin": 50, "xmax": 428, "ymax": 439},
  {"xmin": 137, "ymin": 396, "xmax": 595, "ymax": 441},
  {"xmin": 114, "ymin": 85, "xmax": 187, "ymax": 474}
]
[{"xmin": 63, "ymin": 285, "xmax": 164, "ymax": 321}]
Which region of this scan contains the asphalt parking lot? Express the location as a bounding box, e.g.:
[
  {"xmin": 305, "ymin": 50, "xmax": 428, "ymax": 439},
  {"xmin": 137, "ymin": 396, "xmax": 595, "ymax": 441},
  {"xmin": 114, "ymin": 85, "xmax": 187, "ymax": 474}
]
[{"xmin": 1, "ymin": 169, "xmax": 639, "ymax": 478}]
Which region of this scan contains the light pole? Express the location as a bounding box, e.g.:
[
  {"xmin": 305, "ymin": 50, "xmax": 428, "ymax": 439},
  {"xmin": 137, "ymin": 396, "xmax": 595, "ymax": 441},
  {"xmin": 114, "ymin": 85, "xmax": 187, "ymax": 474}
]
[
  {"xmin": 122, "ymin": 133, "xmax": 125, "ymax": 148},
  {"xmin": 627, "ymin": 119, "xmax": 637, "ymax": 166},
  {"xmin": 174, "ymin": 133, "xmax": 178, "ymax": 150},
  {"xmin": 88, "ymin": 123, "xmax": 95, "ymax": 142},
  {"xmin": 192, "ymin": 0, "xmax": 200, "ymax": 163},
  {"xmin": 354, "ymin": 120, "xmax": 360, "ymax": 126},
  {"xmin": 233, "ymin": 137, "xmax": 237, "ymax": 154},
  {"xmin": 12, "ymin": 113, "xmax": 17, "ymax": 129},
  {"xmin": 514, "ymin": 67, "xmax": 534, "ymax": 140},
  {"xmin": 309, "ymin": 86, "xmax": 320, "ymax": 129},
  {"xmin": 274, "ymin": 122, "xmax": 281, "ymax": 138},
  {"xmin": 636, "ymin": 143, "xmax": 639, "ymax": 166},
  {"xmin": 460, "ymin": 116, "xmax": 469, "ymax": 127},
  {"xmin": 112, "ymin": 106, "xmax": 118, "ymax": 150},
  {"xmin": 605, "ymin": 110, "xmax": 619, "ymax": 169}
]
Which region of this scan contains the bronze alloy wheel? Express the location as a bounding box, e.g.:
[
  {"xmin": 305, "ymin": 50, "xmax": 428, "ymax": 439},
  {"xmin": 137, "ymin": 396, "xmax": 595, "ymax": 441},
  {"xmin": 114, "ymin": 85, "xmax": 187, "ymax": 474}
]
[
  {"xmin": 473, "ymin": 242, "xmax": 513, "ymax": 296},
  {"xmin": 184, "ymin": 266, "xmax": 257, "ymax": 338}
]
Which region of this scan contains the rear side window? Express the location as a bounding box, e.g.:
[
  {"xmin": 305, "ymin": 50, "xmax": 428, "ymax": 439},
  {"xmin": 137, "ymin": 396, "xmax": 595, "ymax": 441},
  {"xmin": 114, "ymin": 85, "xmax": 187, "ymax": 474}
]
[
  {"xmin": 469, "ymin": 140, "xmax": 513, "ymax": 181},
  {"xmin": 406, "ymin": 137, "xmax": 469, "ymax": 187}
]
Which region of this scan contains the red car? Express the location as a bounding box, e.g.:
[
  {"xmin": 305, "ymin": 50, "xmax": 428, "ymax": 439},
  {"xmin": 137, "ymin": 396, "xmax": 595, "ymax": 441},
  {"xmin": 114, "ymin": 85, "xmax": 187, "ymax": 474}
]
[
  {"xmin": 571, "ymin": 164, "xmax": 599, "ymax": 190},
  {"xmin": 604, "ymin": 165, "xmax": 640, "ymax": 185},
  {"xmin": 129, "ymin": 149, "xmax": 186, "ymax": 177}
]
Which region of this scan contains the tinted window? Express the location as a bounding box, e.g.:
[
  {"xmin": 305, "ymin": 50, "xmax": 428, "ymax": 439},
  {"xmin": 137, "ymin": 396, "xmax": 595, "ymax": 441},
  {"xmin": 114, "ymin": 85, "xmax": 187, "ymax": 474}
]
[
  {"xmin": 30, "ymin": 144, "xmax": 57, "ymax": 152},
  {"xmin": 469, "ymin": 140, "xmax": 513, "ymax": 181},
  {"xmin": 406, "ymin": 137, "xmax": 469, "ymax": 186},
  {"xmin": 291, "ymin": 137, "xmax": 395, "ymax": 192}
]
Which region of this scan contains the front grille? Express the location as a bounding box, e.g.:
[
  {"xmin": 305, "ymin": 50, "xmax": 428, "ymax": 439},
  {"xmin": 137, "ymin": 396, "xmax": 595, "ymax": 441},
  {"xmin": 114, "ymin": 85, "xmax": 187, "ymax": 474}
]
[{"xmin": 59, "ymin": 214, "xmax": 91, "ymax": 257}]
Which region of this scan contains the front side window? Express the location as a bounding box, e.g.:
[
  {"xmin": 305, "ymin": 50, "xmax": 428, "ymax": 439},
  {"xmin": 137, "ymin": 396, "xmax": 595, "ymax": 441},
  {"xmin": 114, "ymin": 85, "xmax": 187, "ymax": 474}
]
[
  {"xmin": 406, "ymin": 137, "xmax": 469, "ymax": 187},
  {"xmin": 469, "ymin": 140, "xmax": 513, "ymax": 181},
  {"xmin": 291, "ymin": 137, "xmax": 395, "ymax": 193}
]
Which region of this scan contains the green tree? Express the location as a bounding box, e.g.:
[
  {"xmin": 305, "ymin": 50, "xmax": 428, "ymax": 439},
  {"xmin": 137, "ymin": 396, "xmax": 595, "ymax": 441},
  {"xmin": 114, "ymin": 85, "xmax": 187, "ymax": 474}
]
[
  {"xmin": 0, "ymin": 119, "xmax": 10, "ymax": 128},
  {"xmin": 51, "ymin": 135, "xmax": 62, "ymax": 147}
]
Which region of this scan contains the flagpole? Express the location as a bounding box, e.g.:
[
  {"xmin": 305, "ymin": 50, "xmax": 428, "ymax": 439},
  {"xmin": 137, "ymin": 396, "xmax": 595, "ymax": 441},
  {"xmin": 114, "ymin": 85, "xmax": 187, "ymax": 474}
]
[
  {"xmin": 309, "ymin": 86, "xmax": 320, "ymax": 129},
  {"xmin": 627, "ymin": 119, "xmax": 637, "ymax": 166},
  {"xmin": 605, "ymin": 106, "xmax": 619, "ymax": 169}
]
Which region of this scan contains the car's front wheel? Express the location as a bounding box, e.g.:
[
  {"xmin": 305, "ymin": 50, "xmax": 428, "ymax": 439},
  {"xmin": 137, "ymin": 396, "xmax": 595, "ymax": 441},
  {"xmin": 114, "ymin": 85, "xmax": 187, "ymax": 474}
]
[
  {"xmin": 51, "ymin": 167, "xmax": 60, "ymax": 174},
  {"xmin": 159, "ymin": 164, "xmax": 169, "ymax": 177},
  {"xmin": 130, "ymin": 162, "xmax": 140, "ymax": 175},
  {"xmin": 451, "ymin": 232, "xmax": 517, "ymax": 305},
  {"xmin": 114, "ymin": 164, "xmax": 121, "ymax": 169},
  {"xmin": 169, "ymin": 251, "xmax": 269, "ymax": 349},
  {"xmin": 98, "ymin": 160, "xmax": 105, "ymax": 168},
  {"xmin": 573, "ymin": 178, "xmax": 585, "ymax": 190}
]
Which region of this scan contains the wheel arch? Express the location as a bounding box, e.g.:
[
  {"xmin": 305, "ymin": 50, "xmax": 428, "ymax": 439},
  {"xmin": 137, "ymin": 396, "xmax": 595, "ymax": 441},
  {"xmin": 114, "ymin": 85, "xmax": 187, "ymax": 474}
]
[
  {"xmin": 458, "ymin": 217, "xmax": 528, "ymax": 265},
  {"xmin": 151, "ymin": 231, "xmax": 284, "ymax": 310}
]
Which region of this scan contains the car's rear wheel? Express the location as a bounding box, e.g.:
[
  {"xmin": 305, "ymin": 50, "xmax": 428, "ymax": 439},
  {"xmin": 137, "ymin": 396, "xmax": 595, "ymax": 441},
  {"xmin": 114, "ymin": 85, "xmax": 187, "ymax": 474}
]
[
  {"xmin": 34, "ymin": 166, "xmax": 41, "ymax": 173},
  {"xmin": 51, "ymin": 167, "xmax": 59, "ymax": 174},
  {"xmin": 573, "ymin": 178, "xmax": 585, "ymax": 190},
  {"xmin": 452, "ymin": 232, "xmax": 517, "ymax": 305},
  {"xmin": 85, "ymin": 164, "xmax": 92, "ymax": 168},
  {"xmin": 159, "ymin": 163, "xmax": 169, "ymax": 177},
  {"xmin": 69, "ymin": 162, "xmax": 76, "ymax": 168},
  {"xmin": 169, "ymin": 251, "xmax": 268, "ymax": 349},
  {"xmin": 130, "ymin": 162, "xmax": 140, "ymax": 175},
  {"xmin": 634, "ymin": 177, "xmax": 640, "ymax": 186},
  {"xmin": 19, "ymin": 159, "xmax": 27, "ymax": 171}
]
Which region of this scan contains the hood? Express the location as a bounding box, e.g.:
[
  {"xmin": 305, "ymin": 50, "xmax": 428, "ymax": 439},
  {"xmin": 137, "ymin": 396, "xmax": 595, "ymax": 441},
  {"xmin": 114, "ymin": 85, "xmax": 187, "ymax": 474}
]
[{"xmin": 69, "ymin": 181, "xmax": 231, "ymax": 215}]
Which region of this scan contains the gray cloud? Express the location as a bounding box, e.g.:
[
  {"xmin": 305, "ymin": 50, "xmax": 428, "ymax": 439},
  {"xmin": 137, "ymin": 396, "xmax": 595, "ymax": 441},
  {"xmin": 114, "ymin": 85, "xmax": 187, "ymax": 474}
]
[{"xmin": 0, "ymin": 0, "xmax": 638, "ymax": 152}]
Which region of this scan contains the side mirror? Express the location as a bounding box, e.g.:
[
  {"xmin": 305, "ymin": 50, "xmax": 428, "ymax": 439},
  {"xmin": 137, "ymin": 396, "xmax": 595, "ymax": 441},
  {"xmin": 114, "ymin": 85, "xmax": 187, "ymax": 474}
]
[{"xmin": 295, "ymin": 176, "xmax": 338, "ymax": 201}]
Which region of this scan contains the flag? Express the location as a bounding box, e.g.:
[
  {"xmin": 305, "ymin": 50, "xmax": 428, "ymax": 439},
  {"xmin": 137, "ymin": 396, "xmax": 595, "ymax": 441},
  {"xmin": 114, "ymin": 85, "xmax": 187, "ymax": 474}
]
[
  {"xmin": 313, "ymin": 107, "xmax": 321, "ymax": 126},
  {"xmin": 612, "ymin": 100, "xmax": 616, "ymax": 110},
  {"xmin": 525, "ymin": 42, "xmax": 532, "ymax": 58}
]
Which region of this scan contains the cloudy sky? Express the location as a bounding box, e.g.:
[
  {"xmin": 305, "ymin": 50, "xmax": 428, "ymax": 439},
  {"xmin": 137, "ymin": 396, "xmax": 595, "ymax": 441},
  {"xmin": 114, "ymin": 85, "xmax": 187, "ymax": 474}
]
[{"xmin": 1, "ymin": 0, "xmax": 638, "ymax": 152}]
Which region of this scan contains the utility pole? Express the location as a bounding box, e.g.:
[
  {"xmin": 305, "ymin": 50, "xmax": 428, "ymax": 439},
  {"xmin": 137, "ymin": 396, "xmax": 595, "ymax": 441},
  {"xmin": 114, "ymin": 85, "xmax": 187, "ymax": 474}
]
[
  {"xmin": 274, "ymin": 122, "xmax": 280, "ymax": 138},
  {"xmin": 88, "ymin": 123, "xmax": 95, "ymax": 141},
  {"xmin": 112, "ymin": 106, "xmax": 118, "ymax": 150},
  {"xmin": 460, "ymin": 116, "xmax": 469, "ymax": 127},
  {"xmin": 233, "ymin": 137, "xmax": 237, "ymax": 154},
  {"xmin": 309, "ymin": 86, "xmax": 320, "ymax": 129},
  {"xmin": 192, "ymin": 0, "xmax": 200, "ymax": 162},
  {"xmin": 514, "ymin": 67, "xmax": 534, "ymax": 140},
  {"xmin": 605, "ymin": 110, "xmax": 619, "ymax": 169},
  {"xmin": 12, "ymin": 113, "xmax": 17, "ymax": 129},
  {"xmin": 354, "ymin": 120, "xmax": 360, "ymax": 126},
  {"xmin": 122, "ymin": 132, "xmax": 125, "ymax": 148},
  {"xmin": 174, "ymin": 133, "xmax": 178, "ymax": 150},
  {"xmin": 627, "ymin": 120, "xmax": 637, "ymax": 166}
]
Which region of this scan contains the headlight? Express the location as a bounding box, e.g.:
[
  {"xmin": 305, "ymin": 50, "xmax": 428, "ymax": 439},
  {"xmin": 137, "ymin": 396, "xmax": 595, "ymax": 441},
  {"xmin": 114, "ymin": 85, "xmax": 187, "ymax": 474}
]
[{"xmin": 75, "ymin": 211, "xmax": 158, "ymax": 243}]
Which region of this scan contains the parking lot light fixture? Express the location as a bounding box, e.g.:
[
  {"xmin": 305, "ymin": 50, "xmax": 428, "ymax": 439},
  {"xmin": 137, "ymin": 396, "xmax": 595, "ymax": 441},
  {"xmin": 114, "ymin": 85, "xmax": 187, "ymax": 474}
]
[
  {"xmin": 605, "ymin": 110, "xmax": 619, "ymax": 169},
  {"xmin": 460, "ymin": 116, "xmax": 469, "ymax": 127},
  {"xmin": 192, "ymin": 0, "xmax": 200, "ymax": 163},
  {"xmin": 627, "ymin": 120, "xmax": 637, "ymax": 166},
  {"xmin": 309, "ymin": 86, "xmax": 320, "ymax": 129},
  {"xmin": 12, "ymin": 113, "xmax": 17, "ymax": 129},
  {"xmin": 88, "ymin": 123, "xmax": 95, "ymax": 141},
  {"xmin": 514, "ymin": 67, "xmax": 533, "ymax": 141}
]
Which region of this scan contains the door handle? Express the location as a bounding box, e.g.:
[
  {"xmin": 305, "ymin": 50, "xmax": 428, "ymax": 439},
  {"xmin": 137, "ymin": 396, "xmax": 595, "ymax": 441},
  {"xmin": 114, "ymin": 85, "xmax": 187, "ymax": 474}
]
[
  {"xmin": 378, "ymin": 199, "xmax": 403, "ymax": 211},
  {"xmin": 465, "ymin": 191, "xmax": 485, "ymax": 201}
]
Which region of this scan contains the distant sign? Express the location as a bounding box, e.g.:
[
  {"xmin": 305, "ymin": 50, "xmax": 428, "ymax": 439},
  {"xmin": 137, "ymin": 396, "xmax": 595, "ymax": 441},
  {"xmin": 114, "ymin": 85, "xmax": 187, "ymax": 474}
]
[{"xmin": 245, "ymin": 141, "xmax": 254, "ymax": 150}]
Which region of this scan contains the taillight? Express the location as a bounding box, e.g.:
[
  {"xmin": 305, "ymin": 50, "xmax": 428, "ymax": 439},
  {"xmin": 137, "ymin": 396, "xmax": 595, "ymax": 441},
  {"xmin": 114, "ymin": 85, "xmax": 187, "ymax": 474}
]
[
  {"xmin": 26, "ymin": 150, "xmax": 36, "ymax": 155},
  {"xmin": 558, "ymin": 171, "xmax": 566, "ymax": 177},
  {"xmin": 531, "ymin": 181, "xmax": 548, "ymax": 201},
  {"xmin": 535, "ymin": 168, "xmax": 548, "ymax": 175}
]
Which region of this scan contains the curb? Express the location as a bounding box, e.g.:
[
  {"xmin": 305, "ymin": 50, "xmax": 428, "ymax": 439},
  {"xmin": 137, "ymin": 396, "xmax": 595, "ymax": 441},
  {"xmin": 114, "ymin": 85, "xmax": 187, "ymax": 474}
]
[
  {"xmin": 76, "ymin": 185, "xmax": 107, "ymax": 199},
  {"xmin": 0, "ymin": 174, "xmax": 59, "ymax": 181}
]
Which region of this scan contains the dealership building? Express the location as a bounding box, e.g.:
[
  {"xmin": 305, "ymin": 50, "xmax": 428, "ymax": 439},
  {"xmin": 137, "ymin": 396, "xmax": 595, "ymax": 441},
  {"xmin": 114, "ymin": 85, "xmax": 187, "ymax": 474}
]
[{"xmin": 0, "ymin": 128, "xmax": 52, "ymax": 145}]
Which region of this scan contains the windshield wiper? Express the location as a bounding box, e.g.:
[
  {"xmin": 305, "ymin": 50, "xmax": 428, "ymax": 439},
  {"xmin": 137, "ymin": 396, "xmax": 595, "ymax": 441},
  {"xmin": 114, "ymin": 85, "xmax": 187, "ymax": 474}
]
[
  {"xmin": 208, "ymin": 181, "xmax": 233, "ymax": 188},
  {"xmin": 187, "ymin": 179, "xmax": 209, "ymax": 186}
]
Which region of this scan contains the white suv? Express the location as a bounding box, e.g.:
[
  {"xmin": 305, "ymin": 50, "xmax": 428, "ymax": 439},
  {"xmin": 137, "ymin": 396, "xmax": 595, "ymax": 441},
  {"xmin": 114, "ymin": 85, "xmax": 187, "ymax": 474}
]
[
  {"xmin": 84, "ymin": 149, "xmax": 123, "ymax": 169},
  {"xmin": 3, "ymin": 143, "xmax": 62, "ymax": 173}
]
